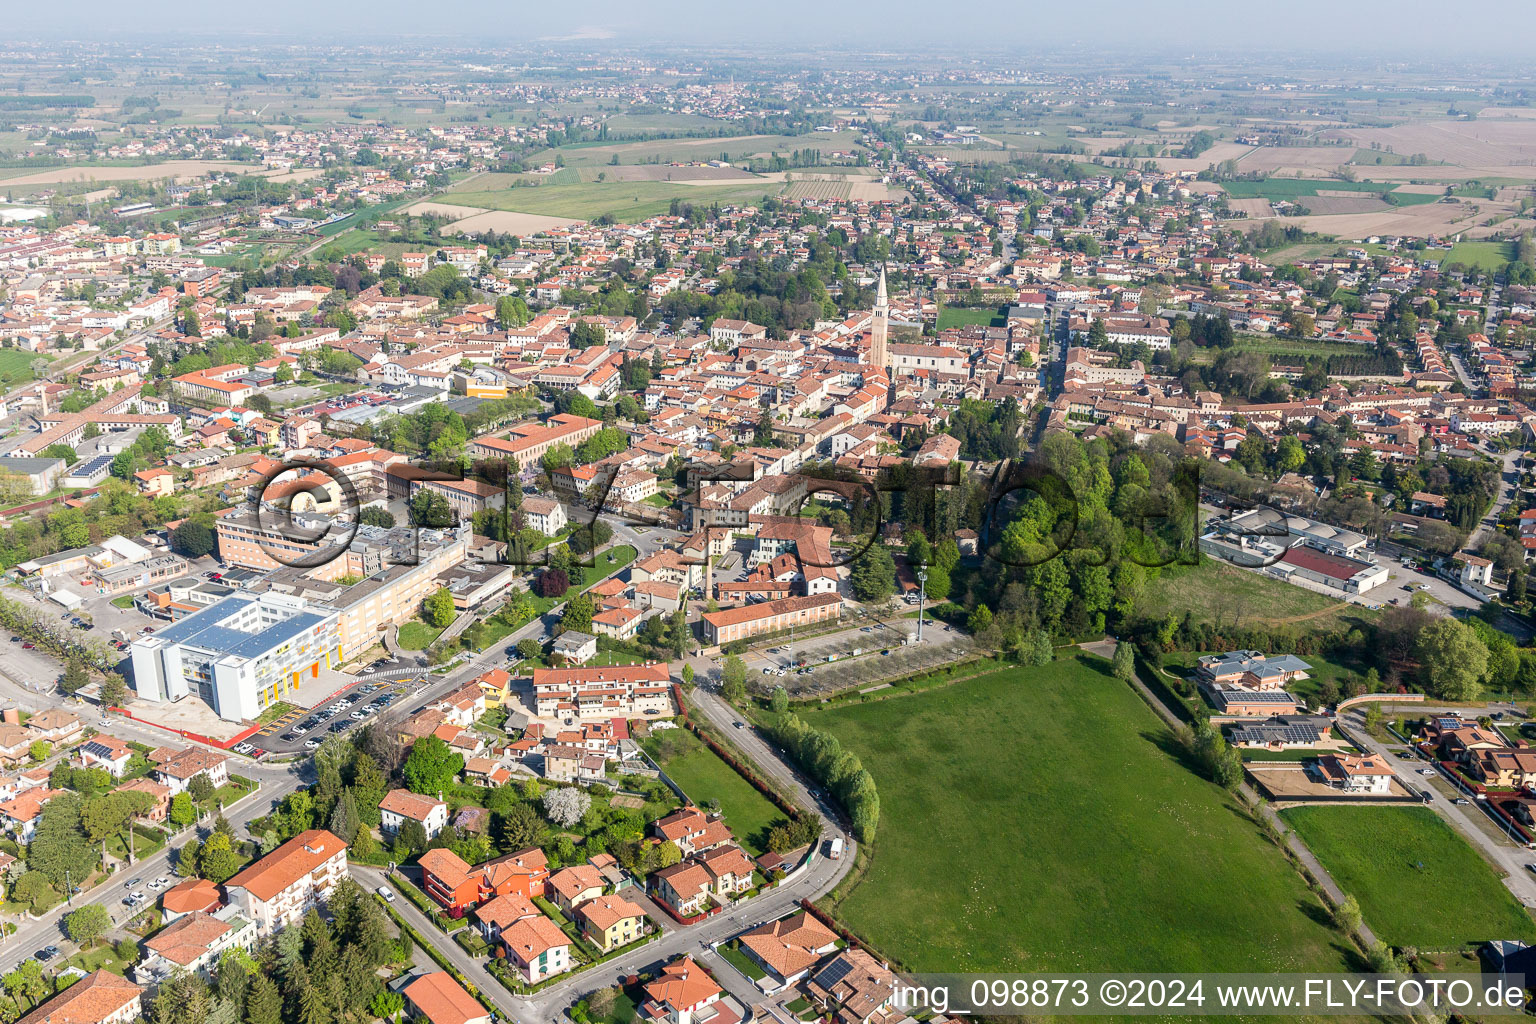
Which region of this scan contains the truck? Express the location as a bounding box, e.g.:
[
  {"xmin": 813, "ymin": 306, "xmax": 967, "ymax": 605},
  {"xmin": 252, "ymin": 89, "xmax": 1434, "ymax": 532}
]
[
  {"xmin": 829, "ymin": 837, "xmax": 844, "ymax": 860},
  {"xmin": 111, "ymin": 628, "xmax": 130, "ymax": 643}
]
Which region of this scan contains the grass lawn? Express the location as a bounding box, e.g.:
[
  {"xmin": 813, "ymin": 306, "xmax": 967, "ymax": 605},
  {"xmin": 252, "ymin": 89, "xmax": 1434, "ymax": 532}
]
[
  {"xmin": 1132, "ymin": 559, "xmax": 1377, "ymax": 637},
  {"xmin": 57, "ymin": 943, "xmax": 132, "ymax": 977},
  {"xmin": 805, "ymin": 655, "xmax": 1353, "ymax": 973},
  {"xmin": 1281, "ymin": 806, "xmax": 1536, "ymax": 950},
  {"xmin": 1444, "ymin": 241, "xmax": 1516, "ymax": 273},
  {"xmin": 254, "ymin": 702, "xmax": 300, "ymax": 725},
  {"xmin": 397, "ymin": 621, "xmax": 445, "ymax": 650},
  {"xmin": 717, "ymin": 941, "xmax": 768, "ymax": 980},
  {"xmin": 109, "ymin": 595, "xmax": 136, "ymax": 609},
  {"xmin": 641, "ymin": 728, "xmax": 783, "ymax": 856},
  {"xmin": 936, "ymin": 305, "xmax": 1004, "ymax": 331},
  {"xmin": 0, "ymin": 349, "xmax": 51, "ymax": 388}
]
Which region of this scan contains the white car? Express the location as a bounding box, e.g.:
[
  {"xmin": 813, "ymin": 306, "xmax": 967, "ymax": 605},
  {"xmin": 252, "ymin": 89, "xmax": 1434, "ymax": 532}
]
[
  {"xmin": 376, "ymin": 886, "xmax": 395, "ymax": 903},
  {"xmin": 303, "ymin": 739, "xmax": 320, "ymax": 750},
  {"xmin": 1418, "ymin": 769, "xmax": 1436, "ymax": 776}
]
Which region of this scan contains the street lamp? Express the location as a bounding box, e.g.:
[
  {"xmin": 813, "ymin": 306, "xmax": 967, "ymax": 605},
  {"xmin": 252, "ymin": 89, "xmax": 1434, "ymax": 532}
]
[{"xmin": 916, "ymin": 571, "xmax": 927, "ymax": 643}]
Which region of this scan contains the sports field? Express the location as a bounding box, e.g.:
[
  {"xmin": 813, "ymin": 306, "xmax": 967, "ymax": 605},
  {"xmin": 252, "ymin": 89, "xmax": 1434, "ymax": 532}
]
[
  {"xmin": 936, "ymin": 305, "xmax": 1004, "ymax": 330},
  {"xmin": 1281, "ymin": 806, "xmax": 1536, "ymax": 950},
  {"xmin": 807, "ymin": 655, "xmax": 1353, "ymax": 973}
]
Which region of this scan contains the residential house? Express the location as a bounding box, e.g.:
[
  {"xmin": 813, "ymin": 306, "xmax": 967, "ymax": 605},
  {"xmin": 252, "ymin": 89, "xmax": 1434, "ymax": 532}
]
[
  {"xmin": 737, "ymin": 911, "xmax": 839, "ymax": 987},
  {"xmin": 546, "ymin": 864, "xmax": 605, "ymax": 915},
  {"xmin": 500, "ymin": 913, "xmax": 572, "ymax": 984},
  {"xmin": 160, "ymin": 877, "xmax": 222, "ymax": 923},
  {"xmin": 805, "ymin": 949, "xmax": 898, "ymax": 1024},
  {"xmin": 153, "ymin": 747, "xmax": 229, "ymax": 795},
  {"xmin": 379, "ymin": 789, "xmax": 449, "ymax": 839},
  {"xmin": 79, "ymin": 735, "xmax": 134, "ymax": 776},
  {"xmin": 403, "ymin": 971, "xmax": 491, "ymax": 1024},
  {"xmin": 15, "ymin": 970, "xmax": 142, "ymax": 1024},
  {"xmin": 577, "ymin": 892, "xmax": 646, "ymax": 952},
  {"xmin": 637, "ymin": 956, "xmax": 734, "ymax": 1024},
  {"xmin": 136, "ymin": 909, "xmax": 257, "ymax": 986}
]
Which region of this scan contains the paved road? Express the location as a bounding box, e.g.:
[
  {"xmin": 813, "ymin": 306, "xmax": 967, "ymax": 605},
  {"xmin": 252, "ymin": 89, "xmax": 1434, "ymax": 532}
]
[{"xmin": 361, "ymin": 679, "xmax": 856, "ymax": 1023}]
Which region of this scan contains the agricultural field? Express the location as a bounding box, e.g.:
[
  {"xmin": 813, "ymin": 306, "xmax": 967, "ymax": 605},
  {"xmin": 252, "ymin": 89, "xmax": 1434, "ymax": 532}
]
[
  {"xmin": 439, "ymin": 179, "xmax": 787, "ymax": 224},
  {"xmin": 1221, "ymin": 179, "xmax": 1438, "ymax": 204},
  {"xmin": 1443, "ymin": 240, "xmax": 1517, "ymax": 272},
  {"xmin": 525, "ymin": 130, "xmax": 868, "ymax": 170},
  {"xmin": 1281, "ymin": 806, "xmax": 1536, "ymax": 950},
  {"xmin": 807, "ymin": 655, "xmax": 1354, "ymax": 973}
]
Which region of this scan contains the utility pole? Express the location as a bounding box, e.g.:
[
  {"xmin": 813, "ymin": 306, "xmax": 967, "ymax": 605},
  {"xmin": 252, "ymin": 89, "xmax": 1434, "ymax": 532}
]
[{"xmin": 916, "ymin": 571, "xmax": 928, "ymax": 643}]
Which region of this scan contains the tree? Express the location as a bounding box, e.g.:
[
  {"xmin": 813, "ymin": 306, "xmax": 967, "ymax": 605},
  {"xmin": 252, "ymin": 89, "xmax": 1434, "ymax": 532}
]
[
  {"xmin": 968, "ymin": 604, "xmax": 994, "ymax": 635},
  {"xmin": 1111, "ymin": 641, "xmax": 1135, "ymax": 682},
  {"xmin": 409, "ymin": 489, "xmax": 454, "ymax": 529},
  {"xmin": 422, "ymin": 587, "xmax": 456, "ymax": 628},
  {"xmin": 394, "ymin": 819, "xmax": 428, "ymax": 858},
  {"xmin": 850, "ymin": 544, "xmax": 897, "ymax": 603},
  {"xmin": 188, "ymin": 773, "xmax": 215, "ymax": 806},
  {"xmin": 169, "ymin": 792, "xmax": 196, "ymax": 827},
  {"xmin": 65, "ymin": 903, "xmax": 109, "ymax": 946},
  {"xmin": 496, "ymin": 801, "xmax": 544, "ymax": 851},
  {"xmin": 328, "ymin": 788, "xmax": 360, "ymax": 844},
  {"xmin": 541, "ymin": 787, "xmax": 591, "ymax": 829},
  {"xmin": 681, "ymin": 663, "xmax": 695, "ymax": 688},
  {"xmin": 99, "ymin": 673, "xmax": 129, "ymax": 709},
  {"xmin": 245, "ymin": 973, "xmax": 283, "ymax": 1024},
  {"xmin": 1332, "ymin": 894, "xmax": 1363, "ymax": 936},
  {"xmin": 59, "ymin": 659, "xmax": 89, "ymax": 695},
  {"xmin": 495, "ymin": 295, "xmax": 530, "ymax": 331},
  {"xmin": 516, "ymin": 638, "xmax": 541, "ymax": 660},
  {"xmin": 401, "ymin": 736, "xmax": 463, "ymax": 796},
  {"xmin": 770, "ymin": 686, "xmax": 789, "ymax": 714},
  {"xmin": 1416, "ymin": 617, "xmax": 1489, "ymax": 702},
  {"xmin": 561, "ymin": 593, "xmax": 595, "ymax": 635},
  {"xmin": 28, "ymin": 740, "xmax": 49, "ymax": 763},
  {"xmin": 10, "ymin": 871, "xmax": 52, "ymax": 912},
  {"xmin": 537, "ymin": 568, "xmax": 570, "ymax": 598},
  {"xmin": 358, "ymin": 505, "xmax": 396, "ymax": 529},
  {"xmin": 722, "ymin": 655, "xmax": 747, "ymax": 703},
  {"xmin": 370, "ymin": 990, "xmax": 405, "ymax": 1023},
  {"xmin": 172, "ymin": 520, "xmax": 215, "ymax": 558}
]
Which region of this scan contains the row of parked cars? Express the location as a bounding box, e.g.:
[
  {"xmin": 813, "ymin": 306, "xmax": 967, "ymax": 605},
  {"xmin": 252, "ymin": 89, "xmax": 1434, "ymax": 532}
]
[{"xmin": 281, "ymin": 685, "xmax": 400, "ymax": 747}]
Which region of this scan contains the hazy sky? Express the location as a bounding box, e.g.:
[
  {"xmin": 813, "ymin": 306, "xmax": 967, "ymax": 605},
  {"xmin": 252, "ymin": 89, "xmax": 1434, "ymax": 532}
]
[{"xmin": 14, "ymin": 0, "xmax": 1536, "ymax": 57}]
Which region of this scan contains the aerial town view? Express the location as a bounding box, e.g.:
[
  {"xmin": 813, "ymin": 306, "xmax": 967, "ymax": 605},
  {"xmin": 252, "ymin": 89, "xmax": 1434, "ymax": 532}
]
[{"xmin": 3, "ymin": 1, "xmax": 1536, "ymax": 1021}]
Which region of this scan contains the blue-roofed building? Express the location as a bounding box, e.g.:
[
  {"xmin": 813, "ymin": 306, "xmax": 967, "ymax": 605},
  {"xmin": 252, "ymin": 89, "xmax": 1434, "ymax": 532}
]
[{"xmin": 129, "ymin": 592, "xmax": 340, "ymax": 721}]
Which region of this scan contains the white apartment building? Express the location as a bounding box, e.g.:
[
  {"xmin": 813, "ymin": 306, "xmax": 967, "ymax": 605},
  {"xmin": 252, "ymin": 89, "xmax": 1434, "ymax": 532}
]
[
  {"xmin": 129, "ymin": 592, "xmax": 342, "ymax": 722},
  {"xmin": 225, "ymin": 829, "xmax": 349, "ymax": 936}
]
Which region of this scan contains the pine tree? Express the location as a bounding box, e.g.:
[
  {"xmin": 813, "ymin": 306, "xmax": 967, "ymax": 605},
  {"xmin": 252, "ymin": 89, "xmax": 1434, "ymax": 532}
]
[
  {"xmin": 328, "ymin": 789, "xmax": 359, "ymax": 844},
  {"xmin": 245, "ymin": 975, "xmax": 282, "ymax": 1024}
]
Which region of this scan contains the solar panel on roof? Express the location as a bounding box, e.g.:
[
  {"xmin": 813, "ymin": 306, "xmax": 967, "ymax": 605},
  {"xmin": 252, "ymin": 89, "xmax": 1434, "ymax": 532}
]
[{"xmin": 814, "ymin": 956, "xmax": 855, "ymax": 990}]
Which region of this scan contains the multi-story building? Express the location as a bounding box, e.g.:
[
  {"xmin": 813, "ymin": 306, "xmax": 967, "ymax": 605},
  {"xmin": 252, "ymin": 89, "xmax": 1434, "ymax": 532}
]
[
  {"xmin": 468, "ymin": 413, "xmax": 603, "ymax": 467},
  {"xmin": 500, "ymin": 913, "xmax": 572, "ymax": 984},
  {"xmin": 531, "ymin": 664, "xmax": 674, "ymax": 720},
  {"xmin": 135, "ymin": 907, "xmax": 257, "ymax": 986},
  {"xmin": 577, "ymin": 892, "xmax": 646, "ymax": 952},
  {"xmin": 224, "ymin": 829, "xmax": 349, "ymax": 936},
  {"xmin": 129, "ymin": 592, "xmax": 342, "ymax": 721},
  {"xmin": 700, "ymin": 592, "xmax": 841, "ymax": 646},
  {"xmin": 16, "ymin": 970, "xmax": 142, "ymax": 1024}
]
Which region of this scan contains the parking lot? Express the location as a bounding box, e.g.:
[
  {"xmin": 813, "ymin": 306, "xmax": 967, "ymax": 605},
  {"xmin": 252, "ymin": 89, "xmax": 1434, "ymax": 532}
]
[
  {"xmin": 743, "ymin": 614, "xmax": 974, "ymax": 697},
  {"xmin": 249, "ymin": 676, "xmax": 413, "ymax": 756}
]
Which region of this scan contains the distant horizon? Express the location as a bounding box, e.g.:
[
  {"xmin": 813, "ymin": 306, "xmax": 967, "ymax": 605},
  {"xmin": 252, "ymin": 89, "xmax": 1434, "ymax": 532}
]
[{"xmin": 10, "ymin": 1, "xmax": 1536, "ymax": 60}]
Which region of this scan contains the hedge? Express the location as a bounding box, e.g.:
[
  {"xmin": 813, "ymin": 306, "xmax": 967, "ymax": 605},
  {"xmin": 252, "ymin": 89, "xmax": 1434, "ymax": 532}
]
[{"xmin": 375, "ymin": 895, "xmax": 497, "ymax": 1014}]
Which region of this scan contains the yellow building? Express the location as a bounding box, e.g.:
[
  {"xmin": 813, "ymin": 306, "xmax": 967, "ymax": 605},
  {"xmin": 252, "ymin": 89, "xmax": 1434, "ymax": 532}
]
[{"xmin": 577, "ymin": 893, "xmax": 645, "ymax": 952}]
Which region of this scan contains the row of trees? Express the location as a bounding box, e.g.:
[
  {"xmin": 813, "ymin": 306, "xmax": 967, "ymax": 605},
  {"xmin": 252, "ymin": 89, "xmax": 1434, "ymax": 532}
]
[{"xmin": 766, "ymin": 713, "xmax": 879, "ymax": 842}]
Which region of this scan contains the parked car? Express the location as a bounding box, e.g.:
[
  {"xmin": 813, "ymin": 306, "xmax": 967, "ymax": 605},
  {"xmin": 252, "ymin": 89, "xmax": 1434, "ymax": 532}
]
[
  {"xmin": 376, "ymin": 886, "xmax": 395, "ymax": 903},
  {"xmin": 304, "ymin": 739, "xmax": 320, "ymax": 750}
]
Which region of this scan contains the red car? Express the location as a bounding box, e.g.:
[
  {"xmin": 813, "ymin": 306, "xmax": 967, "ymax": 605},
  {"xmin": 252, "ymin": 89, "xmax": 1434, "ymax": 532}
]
[{"xmin": 21, "ymin": 643, "xmax": 34, "ymax": 649}]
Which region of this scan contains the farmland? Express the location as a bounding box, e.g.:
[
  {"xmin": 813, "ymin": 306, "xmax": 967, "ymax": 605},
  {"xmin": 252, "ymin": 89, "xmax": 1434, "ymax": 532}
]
[
  {"xmin": 438, "ymin": 179, "xmax": 787, "ymax": 223},
  {"xmin": 1281, "ymin": 806, "xmax": 1536, "ymax": 950},
  {"xmin": 808, "ymin": 655, "xmax": 1354, "ymax": 974}
]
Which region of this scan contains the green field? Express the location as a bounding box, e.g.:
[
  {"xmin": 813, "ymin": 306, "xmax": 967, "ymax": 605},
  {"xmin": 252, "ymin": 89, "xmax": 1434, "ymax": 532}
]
[
  {"xmin": 1133, "ymin": 559, "xmax": 1377, "ymax": 636},
  {"xmin": 1186, "ymin": 335, "xmax": 1374, "ymax": 365},
  {"xmin": 936, "ymin": 305, "xmax": 1005, "ymax": 331},
  {"xmin": 808, "ymin": 655, "xmax": 1353, "ymax": 973},
  {"xmin": 641, "ymin": 728, "xmax": 783, "ymax": 856},
  {"xmin": 0, "ymin": 349, "xmax": 52, "ymax": 387},
  {"xmin": 525, "ymin": 131, "xmax": 867, "ymax": 169},
  {"xmin": 444, "ymin": 180, "xmax": 786, "ymax": 222},
  {"xmin": 1443, "ymin": 241, "xmax": 1517, "ymax": 273},
  {"xmin": 1222, "ymin": 179, "xmax": 1437, "ymax": 204},
  {"xmin": 1281, "ymin": 806, "xmax": 1536, "ymax": 950}
]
